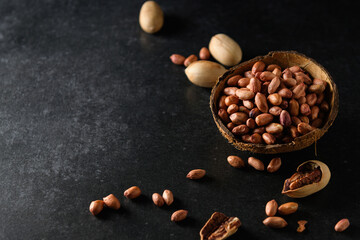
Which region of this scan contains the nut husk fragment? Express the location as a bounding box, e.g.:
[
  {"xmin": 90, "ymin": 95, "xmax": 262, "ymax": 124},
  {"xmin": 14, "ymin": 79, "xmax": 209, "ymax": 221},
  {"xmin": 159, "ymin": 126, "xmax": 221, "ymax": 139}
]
[
  {"xmin": 200, "ymin": 212, "xmax": 241, "ymax": 240},
  {"xmin": 297, "ymin": 220, "xmax": 308, "ymax": 233},
  {"xmin": 282, "ymin": 160, "xmax": 331, "ymax": 198}
]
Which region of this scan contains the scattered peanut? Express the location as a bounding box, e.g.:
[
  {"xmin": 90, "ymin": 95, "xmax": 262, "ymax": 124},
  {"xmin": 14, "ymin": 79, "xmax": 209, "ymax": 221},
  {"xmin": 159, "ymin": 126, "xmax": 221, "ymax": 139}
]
[
  {"xmin": 248, "ymin": 157, "xmax": 264, "ymax": 171},
  {"xmin": 334, "ymin": 218, "xmax": 350, "ymax": 232},
  {"xmin": 227, "ymin": 155, "xmax": 245, "ymax": 168},
  {"xmin": 89, "ymin": 200, "xmax": 104, "ymax": 216},
  {"xmin": 170, "ymin": 54, "xmax": 185, "ymax": 65},
  {"xmin": 187, "ymin": 169, "xmax": 206, "ymax": 179},
  {"xmin": 124, "ymin": 186, "xmax": 142, "ymax": 199},
  {"xmin": 171, "ymin": 210, "xmax": 188, "ymax": 222},
  {"xmin": 265, "ymin": 199, "xmax": 278, "ymax": 217},
  {"xmin": 152, "ymin": 193, "xmax": 165, "ymax": 207},
  {"xmin": 263, "ymin": 216, "xmax": 288, "ymax": 228},
  {"xmin": 278, "ymin": 202, "xmax": 298, "ymax": 215},
  {"xmin": 184, "ymin": 54, "xmax": 198, "ymax": 67},
  {"xmin": 267, "ymin": 157, "xmax": 282, "ymax": 173},
  {"xmin": 199, "ymin": 47, "xmax": 210, "ymax": 60},
  {"xmin": 162, "ymin": 189, "xmax": 174, "ymax": 206},
  {"xmin": 103, "ymin": 194, "xmax": 121, "ymax": 210}
]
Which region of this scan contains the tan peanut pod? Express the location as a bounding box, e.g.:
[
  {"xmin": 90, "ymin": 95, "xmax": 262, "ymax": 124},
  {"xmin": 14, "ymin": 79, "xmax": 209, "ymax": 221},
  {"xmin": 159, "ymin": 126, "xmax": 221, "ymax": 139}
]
[
  {"xmin": 282, "ymin": 160, "xmax": 331, "ymax": 198},
  {"xmin": 210, "ymin": 51, "xmax": 338, "ymax": 154}
]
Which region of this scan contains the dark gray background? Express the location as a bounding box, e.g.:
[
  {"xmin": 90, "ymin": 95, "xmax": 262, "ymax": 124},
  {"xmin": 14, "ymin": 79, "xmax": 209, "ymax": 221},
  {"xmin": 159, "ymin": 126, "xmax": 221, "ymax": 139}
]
[{"xmin": 1, "ymin": 0, "xmax": 359, "ymax": 239}]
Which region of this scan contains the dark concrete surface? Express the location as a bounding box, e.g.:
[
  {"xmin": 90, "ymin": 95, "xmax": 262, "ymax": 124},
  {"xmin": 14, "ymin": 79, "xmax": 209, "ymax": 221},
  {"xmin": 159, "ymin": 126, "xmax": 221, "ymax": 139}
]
[{"xmin": 0, "ymin": 0, "xmax": 359, "ymax": 239}]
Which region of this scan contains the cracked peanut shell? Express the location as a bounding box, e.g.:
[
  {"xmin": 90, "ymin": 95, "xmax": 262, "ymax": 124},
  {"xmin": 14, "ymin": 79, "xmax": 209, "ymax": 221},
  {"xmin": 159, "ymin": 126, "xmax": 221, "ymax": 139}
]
[
  {"xmin": 200, "ymin": 212, "xmax": 241, "ymax": 240},
  {"xmin": 282, "ymin": 160, "xmax": 330, "ymax": 198}
]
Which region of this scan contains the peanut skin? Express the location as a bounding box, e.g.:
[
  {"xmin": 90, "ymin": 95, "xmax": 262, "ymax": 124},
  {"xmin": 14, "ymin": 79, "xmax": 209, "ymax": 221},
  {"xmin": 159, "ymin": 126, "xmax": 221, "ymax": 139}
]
[
  {"xmin": 248, "ymin": 157, "xmax": 264, "ymax": 171},
  {"xmin": 334, "ymin": 218, "xmax": 350, "ymax": 232},
  {"xmin": 89, "ymin": 200, "xmax": 104, "ymax": 216},
  {"xmin": 267, "ymin": 157, "xmax": 281, "ymax": 173},
  {"xmin": 124, "ymin": 186, "xmax": 142, "ymax": 199},
  {"xmin": 170, "ymin": 54, "xmax": 185, "ymax": 65},
  {"xmin": 252, "ymin": 61, "xmax": 265, "ymax": 74},
  {"xmin": 263, "ymin": 217, "xmax": 288, "ymax": 228},
  {"xmin": 199, "ymin": 47, "xmax": 210, "ymax": 60},
  {"xmin": 227, "ymin": 156, "xmax": 245, "ymax": 168},
  {"xmin": 265, "ymin": 199, "xmax": 278, "ymax": 216}
]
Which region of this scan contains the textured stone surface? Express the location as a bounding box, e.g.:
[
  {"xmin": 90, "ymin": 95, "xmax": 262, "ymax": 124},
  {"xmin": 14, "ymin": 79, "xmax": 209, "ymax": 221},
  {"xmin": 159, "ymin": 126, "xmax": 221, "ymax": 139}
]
[{"xmin": 0, "ymin": 0, "xmax": 359, "ymax": 239}]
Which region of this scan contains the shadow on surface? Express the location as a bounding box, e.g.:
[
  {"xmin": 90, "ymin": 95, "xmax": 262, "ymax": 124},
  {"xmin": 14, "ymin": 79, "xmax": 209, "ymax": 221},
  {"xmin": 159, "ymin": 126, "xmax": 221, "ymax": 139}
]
[{"xmin": 158, "ymin": 14, "xmax": 189, "ymax": 36}]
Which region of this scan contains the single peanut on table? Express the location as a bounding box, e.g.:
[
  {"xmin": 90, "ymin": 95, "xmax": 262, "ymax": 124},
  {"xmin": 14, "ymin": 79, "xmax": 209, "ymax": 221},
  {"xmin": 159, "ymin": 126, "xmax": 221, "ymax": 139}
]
[
  {"xmin": 248, "ymin": 157, "xmax": 264, "ymax": 171},
  {"xmin": 334, "ymin": 218, "xmax": 350, "ymax": 232},
  {"xmin": 263, "ymin": 217, "xmax": 288, "ymax": 228},
  {"xmin": 170, "ymin": 54, "xmax": 185, "ymax": 65},
  {"xmin": 227, "ymin": 156, "xmax": 245, "ymax": 168},
  {"xmin": 199, "ymin": 47, "xmax": 210, "ymax": 60},
  {"xmin": 187, "ymin": 169, "xmax": 206, "ymax": 179},
  {"xmin": 162, "ymin": 189, "xmax": 174, "ymax": 206},
  {"xmin": 89, "ymin": 200, "xmax": 104, "ymax": 216},
  {"xmin": 265, "ymin": 199, "xmax": 278, "ymax": 217},
  {"xmin": 152, "ymin": 193, "xmax": 165, "ymax": 207},
  {"xmin": 124, "ymin": 186, "xmax": 142, "ymax": 199},
  {"xmin": 171, "ymin": 210, "xmax": 188, "ymax": 222},
  {"xmin": 267, "ymin": 157, "xmax": 282, "ymax": 173},
  {"xmin": 103, "ymin": 194, "xmax": 121, "ymax": 210},
  {"xmin": 278, "ymin": 202, "xmax": 298, "ymax": 215}
]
